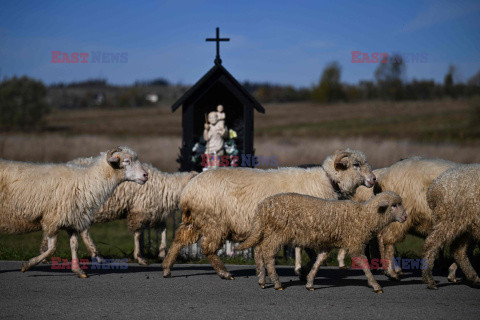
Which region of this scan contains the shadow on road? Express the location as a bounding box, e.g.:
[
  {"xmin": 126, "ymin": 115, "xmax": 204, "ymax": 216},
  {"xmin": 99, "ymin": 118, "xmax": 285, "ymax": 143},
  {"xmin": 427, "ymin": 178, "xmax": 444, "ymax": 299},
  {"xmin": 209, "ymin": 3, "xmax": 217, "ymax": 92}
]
[{"xmin": 2, "ymin": 262, "xmax": 477, "ymax": 292}]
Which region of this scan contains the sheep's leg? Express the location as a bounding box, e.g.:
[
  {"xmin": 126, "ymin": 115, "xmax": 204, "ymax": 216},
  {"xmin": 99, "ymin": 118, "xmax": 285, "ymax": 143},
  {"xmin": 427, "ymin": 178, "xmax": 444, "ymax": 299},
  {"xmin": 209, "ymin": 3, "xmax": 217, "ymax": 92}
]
[
  {"xmin": 384, "ymin": 244, "xmax": 400, "ymax": 280},
  {"xmin": 451, "ymin": 234, "xmax": 480, "ymax": 285},
  {"xmin": 337, "ymin": 248, "xmax": 347, "ymax": 269},
  {"xmin": 205, "ymin": 253, "xmax": 231, "ymax": 279},
  {"xmin": 294, "ymin": 247, "xmax": 302, "ymax": 276},
  {"xmin": 263, "ymin": 244, "xmax": 283, "ymax": 290},
  {"xmin": 392, "ymin": 251, "xmax": 403, "ymax": 275},
  {"xmin": 201, "ymin": 235, "xmax": 232, "ymax": 280},
  {"xmin": 40, "ymin": 233, "xmax": 50, "ymax": 264},
  {"xmin": 351, "ymin": 248, "xmax": 383, "ymax": 293},
  {"xmin": 378, "ymin": 235, "xmax": 401, "ymax": 278},
  {"xmin": 67, "ymin": 230, "xmax": 87, "ymax": 278},
  {"xmin": 298, "ymin": 248, "xmax": 318, "ymax": 281},
  {"xmin": 423, "ymin": 238, "xmax": 441, "ymax": 289},
  {"xmin": 447, "ymin": 263, "xmax": 458, "ymax": 283},
  {"xmin": 80, "ymin": 229, "xmax": 103, "ymax": 263},
  {"xmin": 158, "ymin": 224, "xmax": 167, "ymax": 260},
  {"xmin": 162, "ymin": 224, "xmax": 201, "ymax": 278},
  {"xmin": 22, "ymin": 234, "xmax": 58, "ymax": 273},
  {"xmin": 254, "ymin": 245, "xmax": 266, "ymax": 288},
  {"xmin": 134, "ymin": 230, "xmax": 148, "ymax": 265},
  {"xmin": 305, "ymin": 250, "xmax": 328, "ymax": 291},
  {"xmin": 378, "ymin": 235, "xmax": 385, "ymax": 264},
  {"xmin": 422, "ymin": 222, "xmax": 455, "ymax": 290}
]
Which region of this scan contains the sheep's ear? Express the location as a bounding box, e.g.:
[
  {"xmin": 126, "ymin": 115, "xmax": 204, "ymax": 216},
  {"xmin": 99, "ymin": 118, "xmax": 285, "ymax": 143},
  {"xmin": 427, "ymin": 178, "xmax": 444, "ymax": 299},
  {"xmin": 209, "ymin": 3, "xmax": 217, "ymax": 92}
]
[
  {"xmin": 377, "ymin": 200, "xmax": 389, "ymax": 213},
  {"xmin": 106, "ymin": 147, "xmax": 123, "ymax": 168},
  {"xmin": 107, "ymin": 154, "xmax": 121, "ymax": 168},
  {"xmin": 334, "ymin": 152, "xmax": 349, "ymax": 171}
]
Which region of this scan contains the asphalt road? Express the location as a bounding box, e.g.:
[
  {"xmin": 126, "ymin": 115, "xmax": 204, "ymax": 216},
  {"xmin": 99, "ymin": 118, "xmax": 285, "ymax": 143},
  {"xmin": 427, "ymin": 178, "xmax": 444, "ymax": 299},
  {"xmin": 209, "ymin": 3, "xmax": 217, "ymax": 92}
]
[{"xmin": 1, "ymin": 260, "xmax": 479, "ymax": 319}]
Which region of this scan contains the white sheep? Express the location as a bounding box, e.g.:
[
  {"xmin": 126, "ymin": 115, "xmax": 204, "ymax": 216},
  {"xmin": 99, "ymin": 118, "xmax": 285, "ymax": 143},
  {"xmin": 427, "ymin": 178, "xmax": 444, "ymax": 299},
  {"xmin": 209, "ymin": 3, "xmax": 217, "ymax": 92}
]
[
  {"xmin": 42, "ymin": 159, "xmax": 197, "ymax": 265},
  {"xmin": 0, "ymin": 146, "xmax": 148, "ymax": 277},
  {"xmin": 235, "ymin": 191, "xmax": 407, "ymax": 292},
  {"xmin": 423, "ymin": 164, "xmax": 480, "ymax": 289},
  {"xmin": 162, "ymin": 148, "xmax": 376, "ymax": 279}
]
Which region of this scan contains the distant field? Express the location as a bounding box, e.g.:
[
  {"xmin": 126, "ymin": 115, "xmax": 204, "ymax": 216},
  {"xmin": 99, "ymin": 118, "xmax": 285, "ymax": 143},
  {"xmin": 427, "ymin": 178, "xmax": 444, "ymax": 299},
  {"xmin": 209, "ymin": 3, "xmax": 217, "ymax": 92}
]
[
  {"xmin": 39, "ymin": 98, "xmax": 479, "ymax": 143},
  {"xmin": 1, "ymin": 98, "xmax": 479, "ymax": 265},
  {"xmin": 1, "ymin": 98, "xmax": 479, "ymax": 172}
]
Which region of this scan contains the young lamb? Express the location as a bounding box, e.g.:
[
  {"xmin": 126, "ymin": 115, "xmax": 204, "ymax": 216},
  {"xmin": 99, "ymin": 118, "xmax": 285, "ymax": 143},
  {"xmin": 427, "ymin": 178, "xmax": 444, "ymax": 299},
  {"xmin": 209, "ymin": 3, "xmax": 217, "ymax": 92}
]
[
  {"xmin": 235, "ymin": 191, "xmax": 407, "ymax": 292},
  {"xmin": 0, "ymin": 146, "xmax": 148, "ymax": 277},
  {"xmin": 162, "ymin": 148, "xmax": 376, "ymax": 279},
  {"xmin": 41, "ymin": 159, "xmax": 197, "ymax": 265},
  {"xmin": 345, "ymin": 157, "xmax": 458, "ymax": 280},
  {"xmin": 422, "ymin": 164, "xmax": 480, "ymax": 290}
]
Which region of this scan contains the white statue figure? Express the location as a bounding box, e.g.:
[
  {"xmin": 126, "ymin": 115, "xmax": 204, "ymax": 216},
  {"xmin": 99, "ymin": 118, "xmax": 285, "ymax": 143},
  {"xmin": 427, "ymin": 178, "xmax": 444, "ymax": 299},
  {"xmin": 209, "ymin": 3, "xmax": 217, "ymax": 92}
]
[
  {"xmin": 203, "ymin": 106, "xmax": 228, "ymax": 169},
  {"xmin": 215, "ymin": 105, "xmax": 226, "ymax": 129}
]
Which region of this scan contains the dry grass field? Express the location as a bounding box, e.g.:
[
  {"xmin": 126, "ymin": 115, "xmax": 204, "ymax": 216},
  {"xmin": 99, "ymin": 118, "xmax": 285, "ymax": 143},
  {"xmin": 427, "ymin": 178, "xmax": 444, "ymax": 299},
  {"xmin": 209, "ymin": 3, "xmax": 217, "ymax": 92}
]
[
  {"xmin": 1, "ymin": 98, "xmax": 479, "ymax": 264},
  {"xmin": 1, "ymin": 98, "xmax": 479, "ymax": 171}
]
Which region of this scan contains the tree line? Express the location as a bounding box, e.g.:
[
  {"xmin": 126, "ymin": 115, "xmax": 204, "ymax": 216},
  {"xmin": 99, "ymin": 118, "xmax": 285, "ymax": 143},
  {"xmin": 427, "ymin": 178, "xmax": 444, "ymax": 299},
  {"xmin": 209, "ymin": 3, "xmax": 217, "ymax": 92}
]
[
  {"xmin": 1, "ymin": 56, "xmax": 480, "ymax": 129},
  {"xmin": 257, "ymin": 55, "xmax": 480, "ymax": 103}
]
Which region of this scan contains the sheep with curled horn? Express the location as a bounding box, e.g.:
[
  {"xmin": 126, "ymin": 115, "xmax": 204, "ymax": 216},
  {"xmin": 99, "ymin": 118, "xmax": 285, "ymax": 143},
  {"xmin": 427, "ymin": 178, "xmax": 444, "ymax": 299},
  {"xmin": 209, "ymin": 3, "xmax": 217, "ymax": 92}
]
[{"xmin": 162, "ymin": 148, "xmax": 376, "ymax": 280}]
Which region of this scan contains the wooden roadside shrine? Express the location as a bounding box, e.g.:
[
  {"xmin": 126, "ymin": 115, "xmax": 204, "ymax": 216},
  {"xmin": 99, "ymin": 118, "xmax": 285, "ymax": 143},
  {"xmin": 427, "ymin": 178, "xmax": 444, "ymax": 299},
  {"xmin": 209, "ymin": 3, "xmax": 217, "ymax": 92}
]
[{"xmin": 171, "ymin": 27, "xmax": 265, "ymax": 172}]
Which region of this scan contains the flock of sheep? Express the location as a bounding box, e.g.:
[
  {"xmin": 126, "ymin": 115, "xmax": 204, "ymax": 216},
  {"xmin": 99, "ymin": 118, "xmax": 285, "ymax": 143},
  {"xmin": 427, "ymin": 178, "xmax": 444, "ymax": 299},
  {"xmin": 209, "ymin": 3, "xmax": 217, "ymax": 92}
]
[{"xmin": 0, "ymin": 146, "xmax": 479, "ymax": 292}]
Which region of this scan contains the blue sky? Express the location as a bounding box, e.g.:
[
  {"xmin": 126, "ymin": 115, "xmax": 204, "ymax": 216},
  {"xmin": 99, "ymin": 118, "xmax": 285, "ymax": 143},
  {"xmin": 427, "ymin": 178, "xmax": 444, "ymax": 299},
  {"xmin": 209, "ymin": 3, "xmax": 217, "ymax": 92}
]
[{"xmin": 0, "ymin": 0, "xmax": 479, "ymax": 87}]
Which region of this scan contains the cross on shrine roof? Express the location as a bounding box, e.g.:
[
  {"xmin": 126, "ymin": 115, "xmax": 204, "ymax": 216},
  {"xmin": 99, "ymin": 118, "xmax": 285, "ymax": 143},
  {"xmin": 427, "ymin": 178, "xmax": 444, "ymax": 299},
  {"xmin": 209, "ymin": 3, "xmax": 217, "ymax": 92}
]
[{"xmin": 206, "ymin": 27, "xmax": 230, "ymax": 65}]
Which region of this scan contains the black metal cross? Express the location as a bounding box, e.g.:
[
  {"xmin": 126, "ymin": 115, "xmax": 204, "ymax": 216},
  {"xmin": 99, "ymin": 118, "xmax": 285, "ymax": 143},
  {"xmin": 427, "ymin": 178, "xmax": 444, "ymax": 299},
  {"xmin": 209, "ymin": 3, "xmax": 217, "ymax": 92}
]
[{"xmin": 206, "ymin": 27, "xmax": 230, "ymax": 65}]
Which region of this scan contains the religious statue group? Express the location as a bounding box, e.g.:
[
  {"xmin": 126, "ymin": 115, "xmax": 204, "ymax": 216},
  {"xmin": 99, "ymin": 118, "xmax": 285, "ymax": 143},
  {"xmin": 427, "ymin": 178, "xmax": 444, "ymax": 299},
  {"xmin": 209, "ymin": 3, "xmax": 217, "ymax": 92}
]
[{"xmin": 200, "ymin": 104, "xmax": 238, "ymax": 170}]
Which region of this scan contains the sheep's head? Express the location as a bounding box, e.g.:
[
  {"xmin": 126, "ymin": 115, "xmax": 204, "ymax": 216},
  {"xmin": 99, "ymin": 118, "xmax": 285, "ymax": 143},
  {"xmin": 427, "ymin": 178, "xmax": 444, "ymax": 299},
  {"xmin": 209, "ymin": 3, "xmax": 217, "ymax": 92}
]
[
  {"xmin": 106, "ymin": 146, "xmax": 148, "ymax": 185},
  {"xmin": 323, "ymin": 148, "xmax": 376, "ymax": 198},
  {"xmin": 375, "ymin": 191, "xmax": 407, "ymax": 223}
]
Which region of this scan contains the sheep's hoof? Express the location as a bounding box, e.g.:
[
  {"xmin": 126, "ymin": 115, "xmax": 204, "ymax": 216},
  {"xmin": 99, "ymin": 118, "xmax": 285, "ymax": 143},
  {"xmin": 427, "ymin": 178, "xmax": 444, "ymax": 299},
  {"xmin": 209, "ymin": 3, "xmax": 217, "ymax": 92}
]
[
  {"xmin": 137, "ymin": 258, "xmax": 148, "ymax": 266},
  {"xmin": 21, "ymin": 263, "xmax": 29, "ymax": 272},
  {"xmin": 78, "ymin": 273, "xmax": 88, "ymax": 279},
  {"xmin": 42, "ymin": 259, "xmax": 50, "ymax": 265},
  {"xmin": 427, "ymin": 284, "xmax": 438, "ymax": 290},
  {"xmin": 259, "ymin": 284, "xmax": 265, "ymax": 289},
  {"xmin": 448, "ymin": 277, "xmax": 457, "ymax": 283},
  {"xmin": 339, "ymin": 266, "xmax": 348, "ymax": 270},
  {"xmin": 220, "ymin": 273, "xmax": 234, "ymax": 280},
  {"xmin": 163, "ymin": 272, "xmax": 172, "ymax": 278},
  {"xmin": 306, "ymin": 287, "xmax": 314, "ymax": 291},
  {"xmin": 374, "ymin": 289, "xmax": 383, "ymax": 293},
  {"xmin": 275, "ymin": 287, "xmax": 284, "ymax": 291}
]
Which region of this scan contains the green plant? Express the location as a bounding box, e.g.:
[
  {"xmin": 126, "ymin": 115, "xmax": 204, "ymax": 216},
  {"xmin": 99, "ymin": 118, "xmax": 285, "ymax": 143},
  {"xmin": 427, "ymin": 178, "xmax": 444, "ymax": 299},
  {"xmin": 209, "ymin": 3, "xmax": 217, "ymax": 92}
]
[
  {"xmin": 311, "ymin": 61, "xmax": 345, "ymax": 103},
  {"xmin": 0, "ymin": 76, "xmax": 49, "ymax": 129}
]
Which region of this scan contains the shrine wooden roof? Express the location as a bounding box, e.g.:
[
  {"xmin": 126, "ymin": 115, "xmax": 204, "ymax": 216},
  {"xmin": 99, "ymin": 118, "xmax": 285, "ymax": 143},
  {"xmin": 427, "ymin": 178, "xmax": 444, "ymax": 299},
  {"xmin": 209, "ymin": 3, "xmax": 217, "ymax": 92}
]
[{"xmin": 171, "ymin": 63, "xmax": 265, "ymax": 113}]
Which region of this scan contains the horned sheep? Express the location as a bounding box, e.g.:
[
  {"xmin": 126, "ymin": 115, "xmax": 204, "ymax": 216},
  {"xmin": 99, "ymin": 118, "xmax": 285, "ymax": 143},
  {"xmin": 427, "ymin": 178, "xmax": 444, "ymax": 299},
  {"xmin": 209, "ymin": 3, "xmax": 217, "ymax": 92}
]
[
  {"xmin": 162, "ymin": 148, "xmax": 376, "ymax": 279},
  {"xmin": 235, "ymin": 191, "xmax": 407, "ymax": 292},
  {"xmin": 0, "ymin": 146, "xmax": 148, "ymax": 277},
  {"xmin": 41, "ymin": 158, "xmax": 197, "ymax": 265},
  {"xmin": 423, "ymin": 164, "xmax": 480, "ymax": 289}
]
